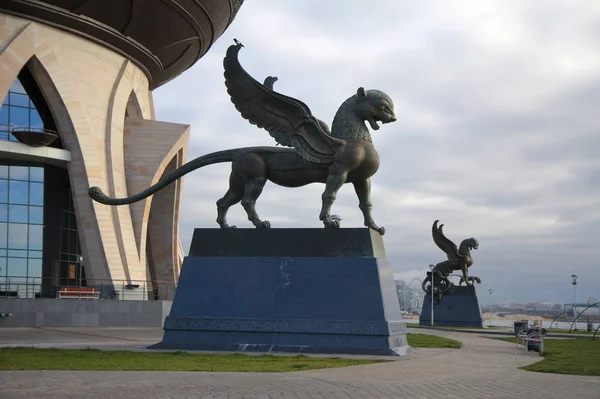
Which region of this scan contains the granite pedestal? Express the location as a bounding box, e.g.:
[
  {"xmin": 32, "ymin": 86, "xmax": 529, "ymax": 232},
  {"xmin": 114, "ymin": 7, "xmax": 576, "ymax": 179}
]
[
  {"xmin": 150, "ymin": 228, "xmax": 409, "ymax": 356},
  {"xmin": 419, "ymin": 285, "xmax": 484, "ymax": 327}
]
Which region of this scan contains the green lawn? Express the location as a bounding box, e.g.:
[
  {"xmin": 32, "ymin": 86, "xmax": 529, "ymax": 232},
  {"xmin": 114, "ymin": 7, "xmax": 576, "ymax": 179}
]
[
  {"xmin": 406, "ymin": 333, "xmax": 462, "ymax": 348},
  {"xmin": 0, "ymin": 348, "xmax": 382, "ymax": 372},
  {"xmin": 494, "ymin": 337, "xmax": 600, "ymax": 376},
  {"xmin": 0, "ymin": 334, "xmax": 461, "ymax": 372}
]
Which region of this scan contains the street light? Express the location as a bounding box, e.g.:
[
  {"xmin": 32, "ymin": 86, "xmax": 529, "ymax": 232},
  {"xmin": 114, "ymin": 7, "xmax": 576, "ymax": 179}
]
[
  {"xmin": 77, "ymin": 256, "xmax": 84, "ymax": 287},
  {"xmin": 429, "ymin": 264, "xmax": 435, "ymax": 326},
  {"xmin": 488, "ymin": 289, "xmax": 494, "ymax": 327},
  {"xmin": 572, "ymin": 274, "xmax": 578, "ymax": 330}
]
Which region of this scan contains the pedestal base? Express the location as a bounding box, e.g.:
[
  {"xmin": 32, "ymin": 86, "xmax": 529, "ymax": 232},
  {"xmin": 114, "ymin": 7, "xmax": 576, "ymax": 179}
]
[
  {"xmin": 419, "ymin": 285, "xmax": 484, "ymax": 328},
  {"xmin": 150, "ymin": 228, "xmax": 410, "ymax": 356}
]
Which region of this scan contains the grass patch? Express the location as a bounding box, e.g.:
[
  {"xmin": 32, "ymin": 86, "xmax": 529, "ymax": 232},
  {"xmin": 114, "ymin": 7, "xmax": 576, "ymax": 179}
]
[
  {"xmin": 545, "ymin": 328, "xmax": 593, "ymax": 335},
  {"xmin": 0, "ymin": 348, "xmax": 383, "ymax": 372},
  {"xmin": 493, "ymin": 337, "xmax": 600, "ymax": 376},
  {"xmin": 406, "ymin": 333, "xmax": 462, "ymax": 348}
]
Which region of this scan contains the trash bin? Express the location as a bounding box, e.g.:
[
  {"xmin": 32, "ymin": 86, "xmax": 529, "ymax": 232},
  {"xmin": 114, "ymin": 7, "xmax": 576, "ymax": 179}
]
[
  {"xmin": 527, "ymin": 337, "xmax": 541, "ymax": 352},
  {"xmin": 588, "ymin": 322, "xmax": 594, "ymax": 332},
  {"xmin": 514, "ymin": 321, "xmax": 525, "ymax": 336}
]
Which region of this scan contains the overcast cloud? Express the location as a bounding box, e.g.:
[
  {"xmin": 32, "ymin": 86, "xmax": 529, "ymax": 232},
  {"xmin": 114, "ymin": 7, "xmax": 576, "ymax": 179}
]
[{"xmin": 152, "ymin": 0, "xmax": 600, "ymax": 305}]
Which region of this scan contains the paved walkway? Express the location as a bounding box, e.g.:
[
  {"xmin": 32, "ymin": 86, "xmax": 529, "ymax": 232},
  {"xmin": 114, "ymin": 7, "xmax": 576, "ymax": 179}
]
[{"xmin": 1, "ymin": 327, "xmax": 599, "ymax": 398}]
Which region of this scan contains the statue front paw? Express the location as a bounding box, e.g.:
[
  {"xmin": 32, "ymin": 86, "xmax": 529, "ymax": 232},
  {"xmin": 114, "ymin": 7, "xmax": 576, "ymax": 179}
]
[
  {"xmin": 253, "ymin": 220, "xmax": 271, "ymax": 229},
  {"xmin": 323, "ymin": 217, "xmax": 341, "ymax": 228}
]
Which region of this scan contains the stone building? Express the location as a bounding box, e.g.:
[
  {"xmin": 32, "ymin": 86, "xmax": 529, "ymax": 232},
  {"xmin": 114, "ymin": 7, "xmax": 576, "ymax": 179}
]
[{"xmin": 0, "ymin": 1, "xmax": 244, "ymax": 299}]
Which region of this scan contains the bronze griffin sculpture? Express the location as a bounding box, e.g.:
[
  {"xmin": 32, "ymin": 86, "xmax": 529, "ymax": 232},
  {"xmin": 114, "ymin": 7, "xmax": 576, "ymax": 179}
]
[
  {"xmin": 88, "ymin": 40, "xmax": 397, "ymax": 234},
  {"xmin": 422, "ymin": 220, "xmax": 480, "ymax": 301}
]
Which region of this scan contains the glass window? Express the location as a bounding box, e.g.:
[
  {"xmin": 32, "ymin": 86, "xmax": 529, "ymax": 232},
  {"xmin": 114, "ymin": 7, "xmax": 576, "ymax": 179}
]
[
  {"xmin": 0, "ymin": 222, "xmax": 6, "ymax": 248},
  {"xmin": 8, "ymin": 205, "xmax": 28, "ymax": 223},
  {"xmin": 0, "ymin": 256, "xmax": 5, "ymax": 276},
  {"xmin": 0, "ymin": 180, "xmax": 6, "ymax": 203},
  {"xmin": 28, "ymin": 250, "xmax": 42, "ymax": 259},
  {"xmin": 10, "ymin": 80, "xmax": 26, "ymax": 94},
  {"xmin": 29, "ymin": 167, "xmax": 44, "ymax": 183},
  {"xmin": 29, "ymin": 182, "xmax": 43, "ymax": 206},
  {"xmin": 9, "ymin": 92, "xmax": 30, "ymax": 108},
  {"xmin": 0, "ymin": 203, "xmax": 6, "ymax": 222},
  {"xmin": 28, "ymin": 224, "xmax": 43, "ymax": 250},
  {"xmin": 8, "ymin": 181, "xmax": 28, "ymax": 204},
  {"xmin": 9, "ymin": 166, "xmax": 29, "ymax": 180},
  {"xmin": 7, "ymin": 223, "xmax": 28, "ymax": 249},
  {"xmin": 8, "ymin": 249, "xmax": 27, "ymax": 258},
  {"xmin": 7, "ymin": 257, "xmax": 27, "ymax": 277},
  {"xmin": 28, "ymin": 258, "xmax": 42, "ymax": 279},
  {"xmin": 9, "ymin": 106, "xmax": 29, "ymax": 128},
  {"xmin": 0, "ymin": 105, "xmax": 8, "ymax": 125},
  {"xmin": 0, "ymin": 249, "xmax": 5, "ymax": 257},
  {"xmin": 29, "ymin": 110, "xmax": 43, "ymax": 130},
  {"xmin": 29, "ymin": 206, "xmax": 43, "ymax": 224},
  {"xmin": 0, "ymin": 166, "xmax": 8, "ymax": 179}
]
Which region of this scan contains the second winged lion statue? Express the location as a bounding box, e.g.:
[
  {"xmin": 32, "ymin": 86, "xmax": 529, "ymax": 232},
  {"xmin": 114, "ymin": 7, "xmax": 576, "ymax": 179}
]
[{"xmin": 88, "ymin": 40, "xmax": 397, "ymax": 234}]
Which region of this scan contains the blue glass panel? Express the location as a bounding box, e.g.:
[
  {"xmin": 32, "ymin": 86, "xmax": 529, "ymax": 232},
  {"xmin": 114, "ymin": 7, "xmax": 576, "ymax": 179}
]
[
  {"xmin": 28, "ymin": 250, "xmax": 42, "ymax": 259},
  {"xmin": 9, "ymin": 106, "xmax": 29, "ymax": 128},
  {"xmin": 8, "ymin": 181, "xmax": 28, "ymax": 205},
  {"xmin": 29, "ymin": 167, "xmax": 44, "ymax": 183},
  {"xmin": 0, "ymin": 257, "xmax": 5, "ymax": 277},
  {"xmin": 30, "ymin": 182, "xmax": 43, "ymax": 206},
  {"xmin": 0, "ymin": 166, "xmax": 7, "ymax": 179},
  {"xmin": 29, "ymin": 206, "xmax": 43, "ymax": 224},
  {"xmin": 0, "ymin": 249, "xmax": 5, "ymax": 257},
  {"xmin": 9, "ymin": 93, "xmax": 30, "ymax": 108},
  {"xmin": 7, "ymin": 249, "xmax": 27, "ymax": 258},
  {"xmin": 10, "ymin": 80, "xmax": 26, "ymax": 94},
  {"xmin": 29, "ymin": 109, "xmax": 43, "ymax": 129},
  {"xmin": 0, "ymin": 105, "xmax": 8, "ymax": 125},
  {"xmin": 8, "ymin": 205, "xmax": 28, "ymax": 223},
  {"xmin": 28, "ymin": 224, "xmax": 43, "ymax": 250},
  {"xmin": 7, "ymin": 257, "xmax": 27, "ymax": 277},
  {"xmin": 9, "ymin": 166, "xmax": 29, "ymax": 180},
  {"xmin": 0, "ymin": 203, "xmax": 5, "ymax": 222},
  {"xmin": 28, "ymin": 258, "xmax": 42, "ymax": 279},
  {"xmin": 7, "ymin": 223, "xmax": 28, "ymax": 249},
  {"xmin": 0, "ymin": 180, "xmax": 6, "ymax": 203},
  {"xmin": 0, "ymin": 222, "xmax": 6, "ymax": 248}
]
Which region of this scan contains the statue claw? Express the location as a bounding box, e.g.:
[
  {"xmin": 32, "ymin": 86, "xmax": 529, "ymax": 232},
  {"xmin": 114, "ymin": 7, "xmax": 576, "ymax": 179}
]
[
  {"xmin": 323, "ymin": 217, "xmax": 340, "ymax": 229},
  {"xmin": 253, "ymin": 220, "xmax": 271, "ymax": 229},
  {"xmin": 367, "ymin": 222, "xmax": 385, "ymax": 235}
]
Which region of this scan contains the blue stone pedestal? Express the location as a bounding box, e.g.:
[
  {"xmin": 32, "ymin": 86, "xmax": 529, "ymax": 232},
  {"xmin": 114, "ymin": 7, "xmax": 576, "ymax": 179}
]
[
  {"xmin": 150, "ymin": 228, "xmax": 409, "ymax": 356},
  {"xmin": 419, "ymin": 285, "xmax": 484, "ymax": 328}
]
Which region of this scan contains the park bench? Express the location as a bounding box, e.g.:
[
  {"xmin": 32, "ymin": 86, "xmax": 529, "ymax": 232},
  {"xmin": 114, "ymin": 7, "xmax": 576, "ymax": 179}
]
[
  {"xmin": 57, "ymin": 286, "xmax": 100, "ymax": 299},
  {"xmin": 515, "ymin": 323, "xmax": 546, "ymax": 355}
]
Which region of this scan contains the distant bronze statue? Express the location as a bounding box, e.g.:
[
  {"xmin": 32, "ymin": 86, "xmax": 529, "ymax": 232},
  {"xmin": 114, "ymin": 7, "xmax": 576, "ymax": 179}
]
[
  {"xmin": 88, "ymin": 40, "xmax": 397, "ymax": 234},
  {"xmin": 422, "ymin": 220, "xmax": 480, "ymax": 301}
]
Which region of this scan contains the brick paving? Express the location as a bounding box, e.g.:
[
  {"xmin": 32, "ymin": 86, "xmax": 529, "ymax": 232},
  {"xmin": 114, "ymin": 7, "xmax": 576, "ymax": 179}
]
[{"xmin": 1, "ymin": 327, "xmax": 599, "ymax": 398}]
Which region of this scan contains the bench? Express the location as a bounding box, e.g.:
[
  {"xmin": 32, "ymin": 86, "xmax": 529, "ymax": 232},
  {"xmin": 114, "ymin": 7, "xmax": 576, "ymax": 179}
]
[
  {"xmin": 57, "ymin": 287, "xmax": 99, "ymax": 299},
  {"xmin": 516, "ymin": 328, "xmax": 545, "ymax": 355}
]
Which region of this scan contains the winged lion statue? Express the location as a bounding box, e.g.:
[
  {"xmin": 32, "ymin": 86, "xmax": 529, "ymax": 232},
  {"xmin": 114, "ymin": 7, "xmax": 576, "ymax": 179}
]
[
  {"xmin": 88, "ymin": 39, "xmax": 397, "ymax": 234},
  {"xmin": 422, "ymin": 220, "xmax": 480, "ymax": 301}
]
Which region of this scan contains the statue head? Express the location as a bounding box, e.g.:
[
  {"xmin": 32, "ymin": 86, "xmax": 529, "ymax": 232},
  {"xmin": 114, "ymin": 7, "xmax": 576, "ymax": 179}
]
[
  {"xmin": 462, "ymin": 237, "xmax": 479, "ymax": 251},
  {"xmin": 354, "ymin": 87, "xmax": 397, "ymax": 130}
]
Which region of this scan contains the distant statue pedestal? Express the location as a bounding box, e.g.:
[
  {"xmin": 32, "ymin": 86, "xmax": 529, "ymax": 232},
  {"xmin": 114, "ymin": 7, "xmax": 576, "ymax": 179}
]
[
  {"xmin": 150, "ymin": 228, "xmax": 410, "ymax": 356},
  {"xmin": 419, "ymin": 285, "xmax": 484, "ymax": 328}
]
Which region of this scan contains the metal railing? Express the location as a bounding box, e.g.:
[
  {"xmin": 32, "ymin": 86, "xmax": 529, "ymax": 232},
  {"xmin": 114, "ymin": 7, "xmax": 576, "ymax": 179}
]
[{"xmin": 0, "ymin": 275, "xmax": 177, "ymax": 301}]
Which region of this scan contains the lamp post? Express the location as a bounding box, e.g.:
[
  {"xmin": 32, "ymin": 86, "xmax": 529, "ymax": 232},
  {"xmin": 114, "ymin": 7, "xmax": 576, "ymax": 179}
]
[
  {"xmin": 488, "ymin": 288, "xmax": 494, "ymax": 327},
  {"xmin": 572, "ymin": 274, "xmax": 578, "ymax": 330},
  {"xmin": 77, "ymin": 256, "xmax": 84, "ymax": 287},
  {"xmin": 429, "ymin": 264, "xmax": 435, "ymax": 326}
]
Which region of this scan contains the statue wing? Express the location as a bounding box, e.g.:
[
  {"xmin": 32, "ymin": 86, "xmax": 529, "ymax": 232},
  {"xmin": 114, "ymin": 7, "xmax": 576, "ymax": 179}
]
[
  {"xmin": 223, "ymin": 40, "xmax": 341, "ymax": 164},
  {"xmin": 432, "ymin": 220, "xmax": 463, "ymax": 264}
]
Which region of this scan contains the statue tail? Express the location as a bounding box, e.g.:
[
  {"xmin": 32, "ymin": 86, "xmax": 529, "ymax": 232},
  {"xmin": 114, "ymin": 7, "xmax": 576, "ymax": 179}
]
[{"xmin": 88, "ymin": 148, "xmax": 247, "ymax": 205}]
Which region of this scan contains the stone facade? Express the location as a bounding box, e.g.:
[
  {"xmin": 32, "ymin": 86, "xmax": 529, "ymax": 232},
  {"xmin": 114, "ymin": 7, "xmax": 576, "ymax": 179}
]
[{"xmin": 0, "ymin": 13, "xmax": 189, "ymax": 294}]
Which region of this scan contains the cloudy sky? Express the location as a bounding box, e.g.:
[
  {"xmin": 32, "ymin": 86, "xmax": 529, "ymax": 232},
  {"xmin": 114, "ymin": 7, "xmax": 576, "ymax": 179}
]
[{"xmin": 153, "ymin": 0, "xmax": 600, "ymax": 305}]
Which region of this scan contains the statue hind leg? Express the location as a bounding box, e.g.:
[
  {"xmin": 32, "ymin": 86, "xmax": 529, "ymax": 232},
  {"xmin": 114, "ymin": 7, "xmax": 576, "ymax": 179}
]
[
  {"xmin": 240, "ymin": 177, "xmax": 270, "ymax": 228},
  {"xmin": 353, "ymin": 178, "xmax": 384, "ymax": 235},
  {"xmin": 216, "ymin": 174, "xmax": 244, "ymax": 228}
]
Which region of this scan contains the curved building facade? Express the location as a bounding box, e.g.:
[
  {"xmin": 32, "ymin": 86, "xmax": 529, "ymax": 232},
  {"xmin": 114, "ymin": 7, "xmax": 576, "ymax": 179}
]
[{"xmin": 0, "ymin": 1, "xmax": 244, "ymax": 300}]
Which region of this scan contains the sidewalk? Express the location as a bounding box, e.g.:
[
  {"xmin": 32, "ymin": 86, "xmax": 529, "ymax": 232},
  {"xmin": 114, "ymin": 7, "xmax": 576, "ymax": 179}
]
[{"xmin": 1, "ymin": 327, "xmax": 599, "ymax": 399}]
